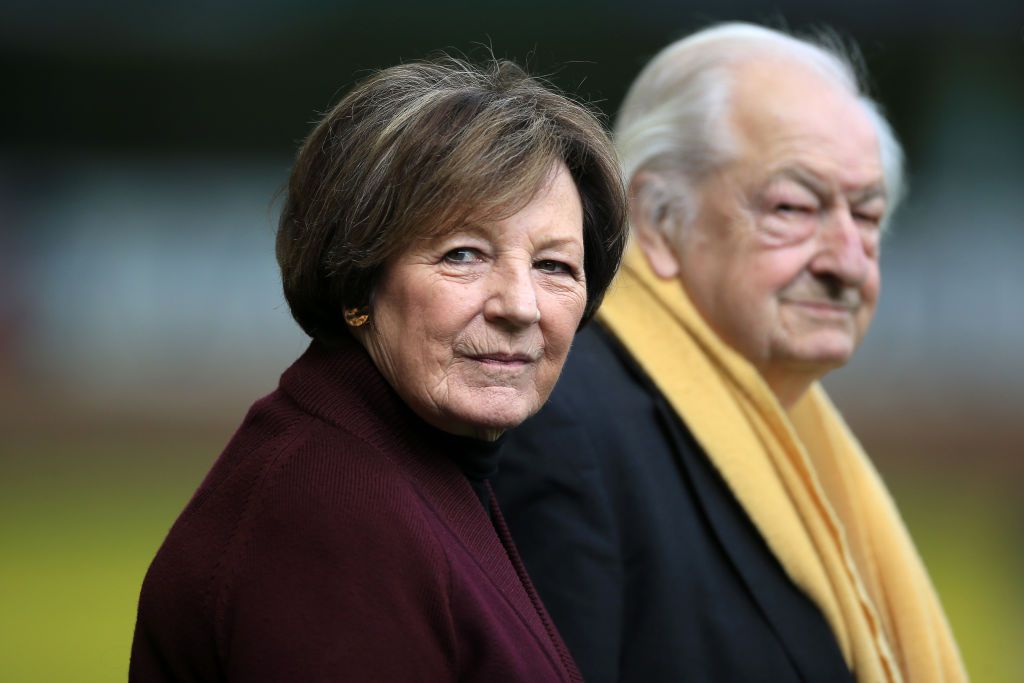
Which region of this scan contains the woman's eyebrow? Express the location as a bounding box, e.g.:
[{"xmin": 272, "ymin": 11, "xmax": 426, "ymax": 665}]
[
  {"xmin": 428, "ymin": 223, "xmax": 491, "ymax": 242},
  {"xmin": 536, "ymin": 234, "xmax": 584, "ymax": 250}
]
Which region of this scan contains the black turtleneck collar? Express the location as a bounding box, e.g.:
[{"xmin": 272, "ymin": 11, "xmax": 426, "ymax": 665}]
[
  {"xmin": 443, "ymin": 431, "xmax": 507, "ymax": 481},
  {"xmin": 441, "ymin": 431, "xmax": 508, "ymax": 514}
]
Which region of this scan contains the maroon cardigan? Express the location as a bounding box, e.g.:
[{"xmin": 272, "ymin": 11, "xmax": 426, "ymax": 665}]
[{"xmin": 130, "ymin": 337, "xmax": 581, "ymax": 682}]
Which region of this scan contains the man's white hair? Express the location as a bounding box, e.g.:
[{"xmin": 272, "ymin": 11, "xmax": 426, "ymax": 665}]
[{"xmin": 615, "ymin": 22, "xmax": 905, "ymax": 230}]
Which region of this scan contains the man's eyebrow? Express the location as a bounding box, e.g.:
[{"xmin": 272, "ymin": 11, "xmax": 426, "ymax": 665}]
[
  {"xmin": 770, "ymin": 166, "xmax": 887, "ymax": 203},
  {"xmin": 769, "ymin": 167, "xmax": 830, "ymax": 196},
  {"xmin": 847, "ymin": 184, "xmax": 887, "ymax": 204}
]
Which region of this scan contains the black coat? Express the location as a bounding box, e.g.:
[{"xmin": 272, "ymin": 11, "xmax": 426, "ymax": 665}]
[{"xmin": 494, "ymin": 323, "xmax": 854, "ymax": 683}]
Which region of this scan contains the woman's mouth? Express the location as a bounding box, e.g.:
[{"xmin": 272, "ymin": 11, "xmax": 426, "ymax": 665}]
[{"xmin": 469, "ymin": 352, "xmax": 535, "ymax": 366}]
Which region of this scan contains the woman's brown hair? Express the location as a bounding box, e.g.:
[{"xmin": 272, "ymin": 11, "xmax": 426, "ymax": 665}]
[{"xmin": 277, "ymin": 56, "xmax": 628, "ymax": 344}]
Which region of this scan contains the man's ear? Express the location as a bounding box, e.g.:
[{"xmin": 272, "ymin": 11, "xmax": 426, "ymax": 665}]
[{"xmin": 630, "ymin": 171, "xmax": 683, "ymax": 280}]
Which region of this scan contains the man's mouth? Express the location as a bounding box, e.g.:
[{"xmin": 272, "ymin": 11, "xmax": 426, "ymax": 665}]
[{"xmin": 780, "ymin": 298, "xmax": 858, "ymax": 315}]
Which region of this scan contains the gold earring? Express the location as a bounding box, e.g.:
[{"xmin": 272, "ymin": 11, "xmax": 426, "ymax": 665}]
[{"xmin": 343, "ymin": 306, "xmax": 370, "ymax": 327}]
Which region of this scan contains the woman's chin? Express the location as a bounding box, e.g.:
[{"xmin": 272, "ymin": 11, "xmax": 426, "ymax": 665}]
[{"xmin": 434, "ymin": 389, "xmax": 543, "ymax": 439}]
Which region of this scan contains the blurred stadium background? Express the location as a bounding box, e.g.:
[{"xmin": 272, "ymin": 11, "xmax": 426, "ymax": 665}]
[{"xmin": 2, "ymin": 1, "xmax": 1022, "ymax": 680}]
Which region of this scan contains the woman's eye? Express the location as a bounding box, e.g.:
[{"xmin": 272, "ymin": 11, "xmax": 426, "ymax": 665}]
[
  {"xmin": 443, "ymin": 248, "xmax": 481, "ymax": 264},
  {"xmin": 535, "ymin": 259, "xmax": 572, "ymax": 274}
]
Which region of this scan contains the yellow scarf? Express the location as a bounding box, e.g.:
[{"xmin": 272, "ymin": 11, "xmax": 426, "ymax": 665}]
[{"xmin": 597, "ymin": 246, "xmax": 967, "ymax": 682}]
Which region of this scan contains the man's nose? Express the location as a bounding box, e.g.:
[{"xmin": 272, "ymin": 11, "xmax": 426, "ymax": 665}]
[
  {"xmin": 483, "ymin": 261, "xmax": 541, "ymax": 327},
  {"xmin": 809, "ymin": 206, "xmax": 870, "ymax": 285}
]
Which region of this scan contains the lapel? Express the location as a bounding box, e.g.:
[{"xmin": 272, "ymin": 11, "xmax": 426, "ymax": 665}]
[
  {"xmin": 488, "ymin": 483, "xmax": 583, "ymax": 683},
  {"xmin": 652, "ymin": 394, "xmax": 853, "ymax": 682},
  {"xmin": 593, "ymin": 321, "xmax": 846, "ymax": 679},
  {"xmin": 397, "ymin": 443, "xmax": 577, "ymax": 683}
]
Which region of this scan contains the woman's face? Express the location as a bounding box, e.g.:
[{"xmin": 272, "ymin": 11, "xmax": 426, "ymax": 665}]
[{"xmin": 355, "ymin": 163, "xmax": 587, "ymax": 441}]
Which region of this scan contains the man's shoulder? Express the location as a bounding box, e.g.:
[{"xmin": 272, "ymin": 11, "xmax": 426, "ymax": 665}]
[
  {"xmin": 502, "ymin": 323, "xmax": 673, "ymax": 476},
  {"xmin": 545, "ymin": 323, "xmax": 656, "ymax": 414}
]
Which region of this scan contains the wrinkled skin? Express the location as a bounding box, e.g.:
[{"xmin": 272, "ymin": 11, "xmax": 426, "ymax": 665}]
[{"xmin": 356, "ymin": 163, "xmax": 588, "ymax": 440}]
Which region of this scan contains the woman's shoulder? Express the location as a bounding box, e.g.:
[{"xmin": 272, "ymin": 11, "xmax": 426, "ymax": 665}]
[
  {"xmin": 147, "ymin": 387, "xmax": 447, "ymax": 595},
  {"xmin": 133, "ymin": 389, "xmax": 457, "ymax": 680},
  {"xmin": 190, "ymin": 386, "xmax": 415, "ymax": 509},
  {"xmin": 247, "ymin": 400, "xmax": 442, "ymax": 529},
  {"xmin": 230, "ymin": 399, "xmax": 451, "ymax": 563},
  {"xmin": 217, "ymin": 386, "xmax": 445, "ymax": 540},
  {"xmin": 154, "ymin": 388, "xmax": 449, "ymax": 565}
]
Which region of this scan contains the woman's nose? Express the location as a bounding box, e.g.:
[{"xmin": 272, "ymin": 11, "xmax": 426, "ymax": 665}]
[{"xmin": 483, "ymin": 261, "xmax": 541, "ymax": 327}]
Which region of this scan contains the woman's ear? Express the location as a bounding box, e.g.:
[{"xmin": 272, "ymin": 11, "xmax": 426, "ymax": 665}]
[{"xmin": 630, "ymin": 171, "xmax": 683, "ymax": 280}]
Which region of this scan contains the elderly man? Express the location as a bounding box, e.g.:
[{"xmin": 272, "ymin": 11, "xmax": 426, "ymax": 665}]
[{"xmin": 495, "ymin": 23, "xmax": 966, "ymax": 683}]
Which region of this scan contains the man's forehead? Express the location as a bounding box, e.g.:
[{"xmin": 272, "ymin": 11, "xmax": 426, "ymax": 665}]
[{"xmin": 727, "ymin": 58, "xmax": 883, "ymax": 189}]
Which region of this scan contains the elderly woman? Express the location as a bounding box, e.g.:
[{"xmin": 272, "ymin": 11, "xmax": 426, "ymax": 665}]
[{"xmin": 129, "ymin": 57, "xmax": 627, "ymax": 682}]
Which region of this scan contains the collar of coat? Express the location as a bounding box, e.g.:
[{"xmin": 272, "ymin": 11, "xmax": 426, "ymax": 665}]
[{"xmin": 597, "ymin": 245, "xmax": 967, "ymax": 683}]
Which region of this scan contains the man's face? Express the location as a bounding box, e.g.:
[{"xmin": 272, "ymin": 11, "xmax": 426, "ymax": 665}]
[{"xmin": 674, "ymin": 60, "xmax": 886, "ymax": 387}]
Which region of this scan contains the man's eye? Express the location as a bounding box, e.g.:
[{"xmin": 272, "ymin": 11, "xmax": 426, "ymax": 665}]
[
  {"xmin": 775, "ymin": 202, "xmax": 816, "ymax": 215},
  {"xmin": 443, "ymin": 248, "xmax": 481, "ymax": 264},
  {"xmin": 535, "ymin": 259, "xmax": 571, "ymax": 274},
  {"xmin": 853, "ymin": 212, "xmax": 882, "ymax": 228}
]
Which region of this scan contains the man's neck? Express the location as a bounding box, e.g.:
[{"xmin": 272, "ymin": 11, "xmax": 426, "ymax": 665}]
[{"xmin": 760, "ymin": 365, "xmax": 821, "ymax": 409}]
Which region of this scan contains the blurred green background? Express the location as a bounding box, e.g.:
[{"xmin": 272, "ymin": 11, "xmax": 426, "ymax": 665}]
[{"xmin": 2, "ymin": 1, "xmax": 1022, "ymax": 681}]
